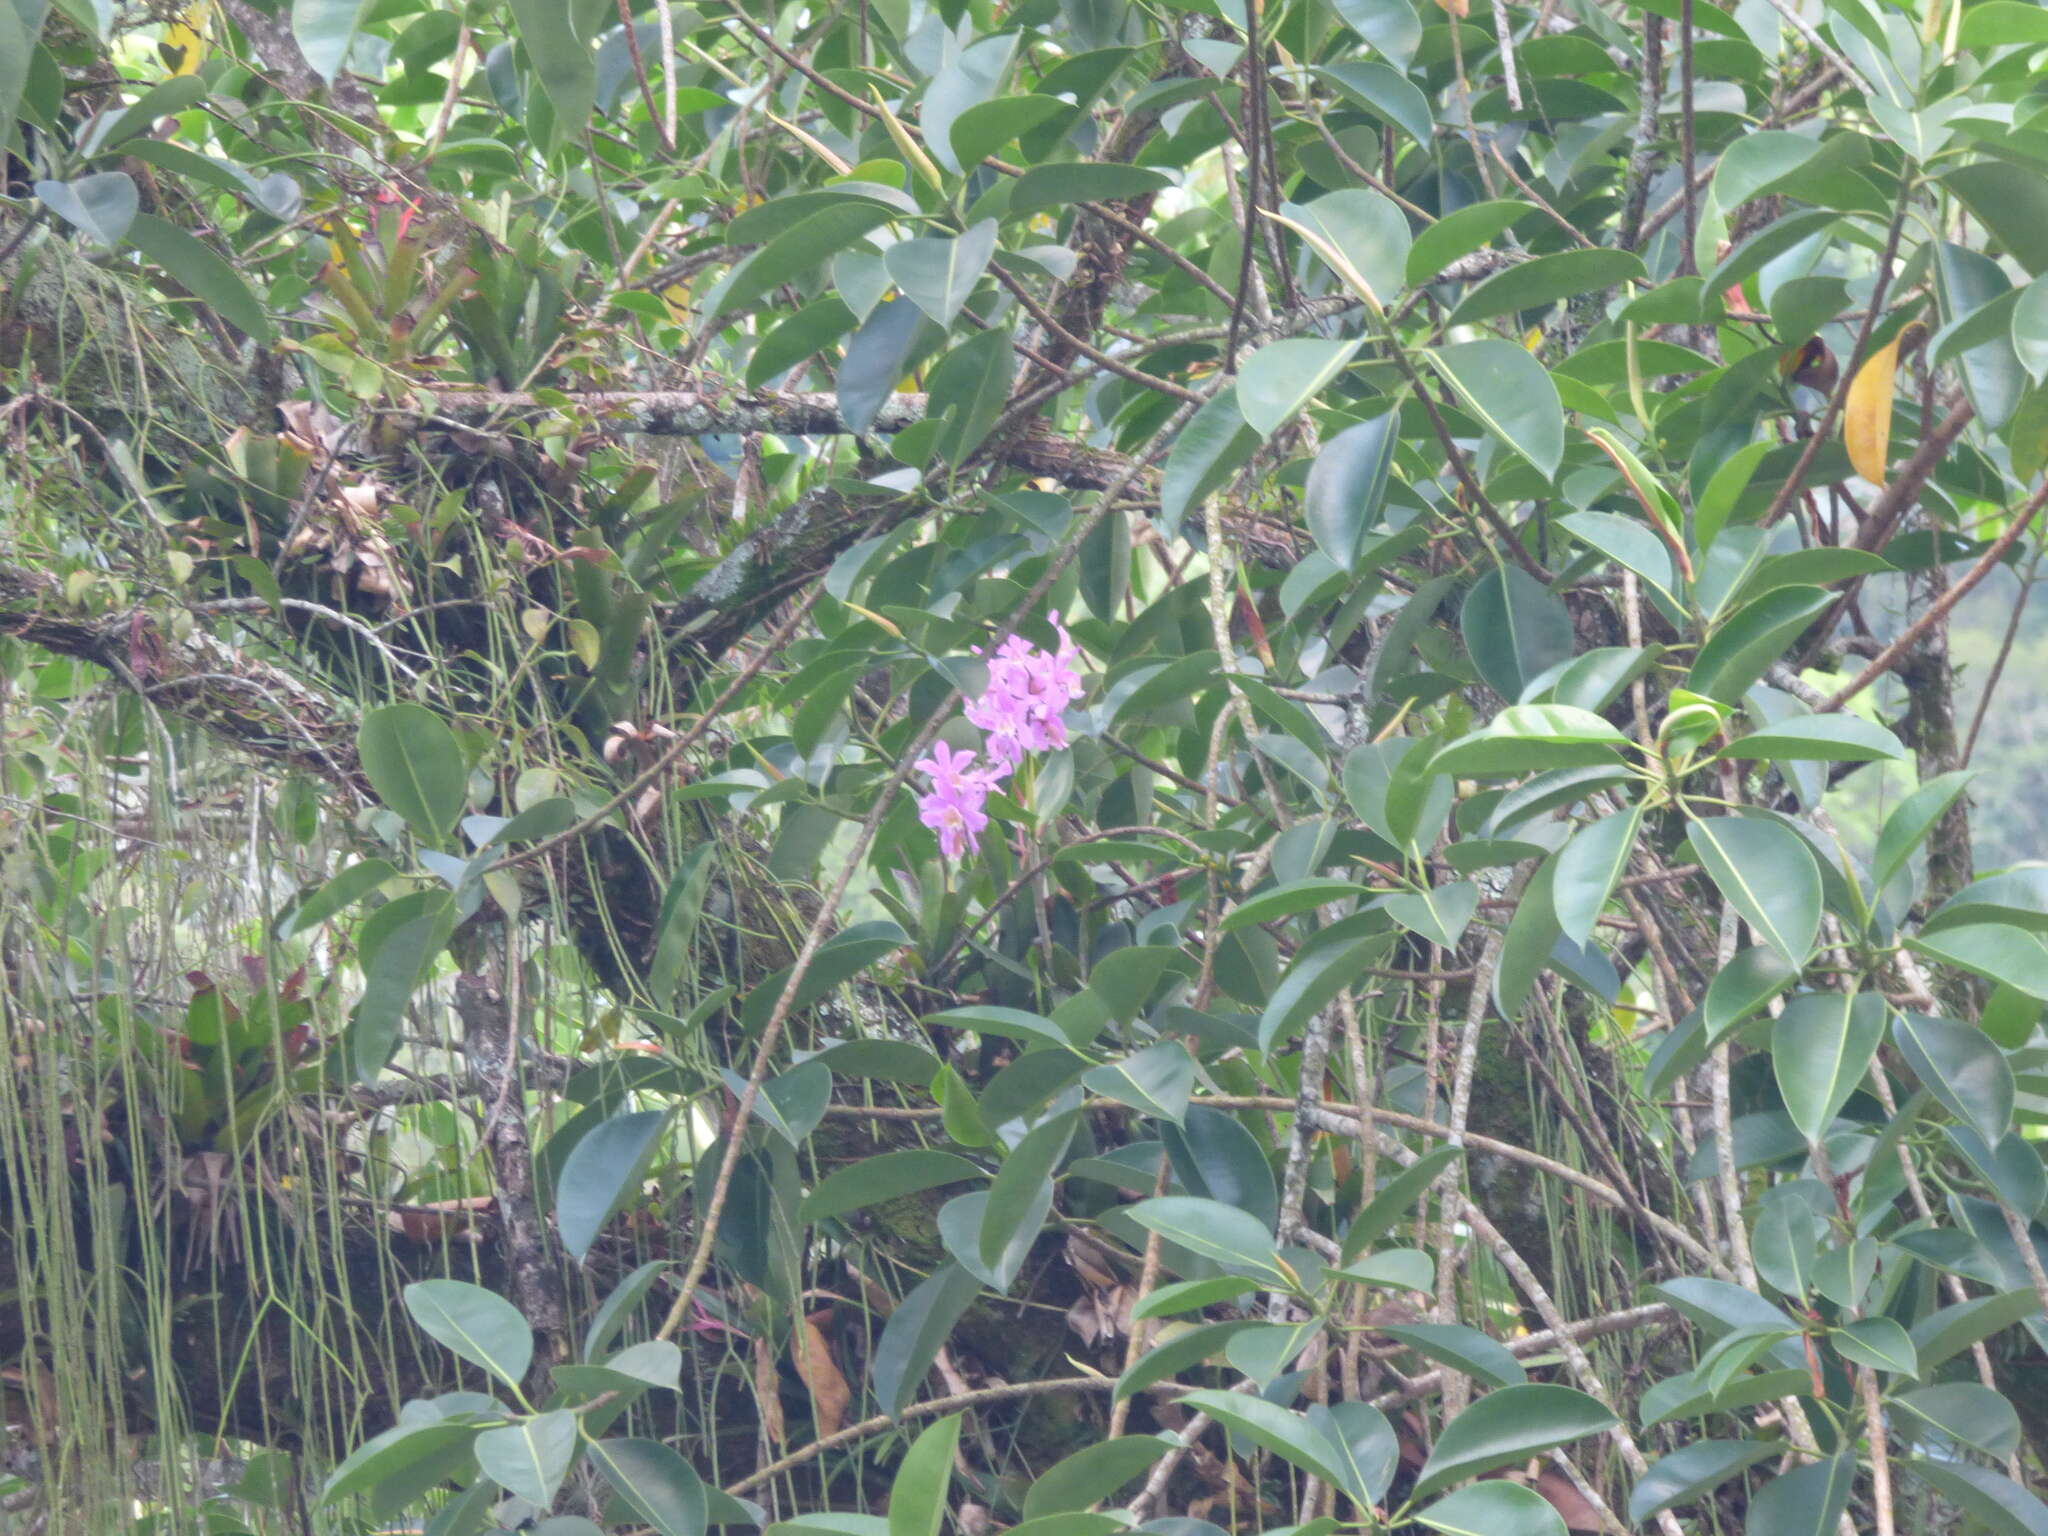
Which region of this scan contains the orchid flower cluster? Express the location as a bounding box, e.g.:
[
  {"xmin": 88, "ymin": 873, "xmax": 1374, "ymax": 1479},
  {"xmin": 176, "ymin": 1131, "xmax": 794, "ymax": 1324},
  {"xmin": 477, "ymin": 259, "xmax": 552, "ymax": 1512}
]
[{"xmin": 915, "ymin": 616, "xmax": 1086, "ymax": 859}]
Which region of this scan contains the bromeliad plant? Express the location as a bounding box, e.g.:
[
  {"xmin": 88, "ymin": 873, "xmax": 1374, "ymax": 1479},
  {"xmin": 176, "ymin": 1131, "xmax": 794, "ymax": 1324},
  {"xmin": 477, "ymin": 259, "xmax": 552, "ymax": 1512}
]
[{"xmin": 4, "ymin": 0, "xmax": 2048, "ymax": 1531}]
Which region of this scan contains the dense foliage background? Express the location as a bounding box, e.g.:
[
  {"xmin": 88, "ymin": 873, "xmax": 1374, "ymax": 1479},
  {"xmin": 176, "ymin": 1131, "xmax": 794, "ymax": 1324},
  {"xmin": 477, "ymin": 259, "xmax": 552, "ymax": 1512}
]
[{"xmin": 3, "ymin": 0, "xmax": 2048, "ymax": 1530}]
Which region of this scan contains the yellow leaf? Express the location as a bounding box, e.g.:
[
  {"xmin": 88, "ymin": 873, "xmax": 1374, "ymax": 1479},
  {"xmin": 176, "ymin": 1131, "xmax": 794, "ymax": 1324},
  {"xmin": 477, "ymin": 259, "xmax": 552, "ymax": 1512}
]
[
  {"xmin": 568, "ymin": 618, "xmax": 601, "ymax": 669},
  {"xmin": 163, "ymin": 3, "xmax": 211, "ymax": 75},
  {"xmin": 869, "ymin": 90, "xmax": 945, "ymax": 194},
  {"xmin": 1845, "ymin": 336, "xmax": 1901, "ymax": 487}
]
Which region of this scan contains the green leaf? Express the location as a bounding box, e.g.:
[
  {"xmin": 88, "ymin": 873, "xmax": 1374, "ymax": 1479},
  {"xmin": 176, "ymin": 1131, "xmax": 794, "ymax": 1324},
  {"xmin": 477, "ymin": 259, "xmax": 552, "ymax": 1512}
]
[
  {"xmin": 1945, "ymin": 162, "xmax": 2048, "ymax": 276},
  {"xmin": 889, "ymin": 1414, "xmax": 961, "ymax": 1536},
  {"xmin": 1687, "ymin": 816, "xmax": 1821, "ymax": 966},
  {"xmin": 588, "ymin": 1438, "xmax": 708, "ymax": 1536},
  {"xmin": 1893, "ymin": 1384, "xmax": 2023, "ymax": 1461},
  {"xmin": 1378, "ymin": 1324, "xmax": 1527, "ymax": 1389},
  {"xmin": 802, "ymin": 1150, "xmax": 984, "ymax": 1223},
  {"xmin": 1686, "ymin": 587, "xmax": 1834, "ymax": 703},
  {"xmin": 885, "ymin": 221, "xmax": 997, "ymax": 328},
  {"xmin": 1771, "ymin": 990, "xmax": 1884, "ymax": 1143},
  {"xmin": 1333, "ymin": 1247, "xmax": 1433, "ymax": 1292},
  {"xmin": 1909, "ymin": 1288, "xmax": 2044, "ymax": 1370},
  {"xmin": 1462, "ymin": 566, "xmax": 1575, "ymax": 702},
  {"xmin": 343, "ymin": 889, "xmax": 456, "ymax": 1083},
  {"xmin": 1430, "ymin": 705, "xmax": 1632, "ymax": 777},
  {"xmin": 1446, "ymin": 249, "xmax": 1644, "ymax": 328},
  {"xmin": 275, "ymin": 857, "xmax": 397, "ymax": 940},
  {"xmin": 1413, "ymin": 1385, "xmax": 1617, "ymax": 1498},
  {"xmin": 1904, "ymin": 1459, "xmax": 2048, "ymax": 1536},
  {"xmin": 978, "ymin": 1111, "xmax": 1077, "ymax": 1280},
  {"xmin": 1891, "ymin": 1011, "xmax": 2014, "ymax": 1144},
  {"xmin": 0, "ymin": 1, "xmax": 47, "ymax": 158},
  {"xmin": 2014, "ymin": 278, "xmax": 2048, "ymax": 384},
  {"xmin": 1237, "ymin": 337, "xmax": 1362, "ymax": 436},
  {"xmin": 1333, "ymin": 0, "xmax": 1422, "ymax": 67},
  {"xmin": 1128, "ymin": 1195, "xmax": 1287, "ymax": 1280},
  {"xmin": 1272, "ymin": 188, "xmax": 1413, "ymax": 307},
  {"xmin": 1909, "ymin": 923, "xmax": 2048, "ymax": 999},
  {"xmin": 1341, "ymin": 1146, "xmax": 1463, "ymax": 1260},
  {"xmin": 1407, "ymin": 200, "xmax": 1533, "ymax": 286},
  {"xmin": 403, "ymin": 1280, "xmax": 533, "ymax": 1389},
  {"xmin": 1310, "ymin": 1401, "xmax": 1400, "ymax": 1509},
  {"xmin": 1628, "ymin": 1441, "xmax": 1776, "ymax": 1524},
  {"xmin": 1430, "ymin": 340, "xmax": 1565, "ymax": 480},
  {"xmin": 1714, "ymin": 712, "xmax": 1904, "ymax": 763},
  {"xmin": 557, "ymin": 1109, "xmax": 670, "ymax": 1260},
  {"xmin": 1305, "ymin": 412, "xmax": 1400, "ymax": 571},
  {"xmin": 1174, "ymin": 1390, "xmax": 1350, "ymax": 1490},
  {"xmin": 1222, "ymin": 878, "xmax": 1363, "ymax": 932},
  {"xmin": 1114, "ymin": 1319, "xmax": 1263, "ymax": 1400},
  {"xmin": 1008, "ymin": 162, "xmax": 1172, "ymax": 215},
  {"xmin": 319, "ymin": 1420, "xmax": 485, "ymax": 1507},
  {"xmin": 713, "ymin": 204, "xmax": 898, "ymax": 321},
  {"xmin": 125, "ymin": 213, "xmax": 274, "ymax": 342},
  {"xmin": 1415, "ymin": 1481, "xmax": 1567, "ymax": 1536},
  {"xmin": 1313, "ymin": 62, "xmax": 1433, "ymax": 147},
  {"xmin": 1159, "ymin": 386, "xmax": 1260, "ymax": 540},
  {"xmin": 358, "ymin": 702, "xmax": 467, "ymax": 840},
  {"xmin": 291, "ymin": 0, "xmax": 369, "ymax": 81},
  {"xmin": 873, "ymin": 1263, "xmax": 982, "ymax": 1417},
  {"xmin": 1381, "ymin": 882, "xmax": 1477, "ymax": 950},
  {"xmin": 1832, "ymin": 1316, "xmax": 1916, "ymax": 1377},
  {"xmin": 476, "ymin": 1411, "xmax": 578, "ymax": 1508},
  {"xmin": 1747, "ymin": 1454, "xmax": 1855, "ymax": 1536},
  {"xmin": 1258, "ymin": 933, "xmax": 1390, "ymax": 1052},
  {"xmin": 1082, "ymin": 1042, "xmax": 1195, "ymax": 1124},
  {"xmin": 1872, "ymin": 770, "xmax": 1976, "ymax": 893},
  {"xmin": 1554, "ymin": 807, "xmax": 1640, "ymax": 946},
  {"xmin": 509, "ymin": 0, "xmax": 595, "ymax": 147},
  {"xmin": 34, "ymin": 171, "xmax": 135, "ymax": 245},
  {"xmin": 1021, "ymin": 1437, "xmax": 1172, "ymax": 1519}
]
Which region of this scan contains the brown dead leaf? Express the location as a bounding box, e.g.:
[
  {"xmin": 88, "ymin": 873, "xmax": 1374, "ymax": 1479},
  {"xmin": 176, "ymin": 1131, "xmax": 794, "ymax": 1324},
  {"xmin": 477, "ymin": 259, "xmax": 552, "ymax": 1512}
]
[
  {"xmin": 1534, "ymin": 1466, "xmax": 1605, "ymax": 1531},
  {"xmin": 790, "ymin": 1313, "xmax": 850, "ymax": 1438},
  {"xmin": 753, "ymin": 1334, "xmax": 786, "ymax": 1447}
]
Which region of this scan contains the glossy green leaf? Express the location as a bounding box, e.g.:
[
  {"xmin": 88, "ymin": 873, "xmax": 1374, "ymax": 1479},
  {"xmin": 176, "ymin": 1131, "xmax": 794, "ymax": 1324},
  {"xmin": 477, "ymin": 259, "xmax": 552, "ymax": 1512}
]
[
  {"xmin": 1554, "ymin": 807, "xmax": 1640, "ymax": 946},
  {"xmin": 1128, "ymin": 1195, "xmax": 1287, "ymax": 1280},
  {"xmin": 126, "ymin": 212, "xmax": 274, "ymax": 342},
  {"xmin": 1009, "ymin": 163, "xmax": 1172, "ymax": 215},
  {"xmin": 1021, "ymin": 1437, "xmax": 1172, "ymax": 1518},
  {"xmin": 1714, "ymin": 712, "xmax": 1905, "ymax": 763},
  {"xmin": 1905, "ymin": 1459, "xmax": 2048, "ymax": 1536},
  {"xmin": 358, "ymin": 702, "xmax": 467, "ymax": 840},
  {"xmin": 476, "ymin": 1411, "xmax": 577, "ymax": 1508},
  {"xmin": 1341, "ymin": 1145, "xmax": 1463, "ymax": 1260},
  {"xmin": 403, "ymin": 1280, "xmax": 533, "ymax": 1389},
  {"xmin": 1407, "ymin": 200, "xmax": 1534, "ymax": 286},
  {"xmin": 1430, "ymin": 705, "xmax": 1633, "ymax": 778},
  {"xmin": 1771, "ymin": 990, "xmax": 1884, "ymax": 1143},
  {"xmin": 1748, "ymin": 1454, "xmax": 1854, "ymax": 1536},
  {"xmin": 508, "ymin": 0, "xmax": 595, "ymax": 147},
  {"xmin": 1258, "ymin": 933, "xmax": 1390, "ymax": 1052},
  {"xmin": 1114, "ymin": 1319, "xmax": 1263, "ymax": 1400},
  {"xmin": 1378, "ymin": 1323, "xmax": 1527, "ymax": 1389},
  {"xmin": 1412, "ymin": 1385, "xmax": 1617, "ymax": 1498},
  {"xmin": 1687, "ymin": 588, "xmax": 1834, "ymax": 704},
  {"xmin": 1909, "ymin": 923, "xmax": 2048, "ymax": 999},
  {"xmin": 885, "ymin": 221, "xmax": 997, "ymax": 328},
  {"xmin": 1160, "ymin": 386, "xmax": 1260, "ymax": 540},
  {"xmin": 1832, "ymin": 1316, "xmax": 1916, "ymax": 1376},
  {"xmin": 1628, "ymin": 1440, "xmax": 1776, "ymax": 1524},
  {"xmin": 1462, "ymin": 566, "xmax": 1574, "ymax": 703},
  {"xmin": 1892, "ymin": 1011, "xmax": 2014, "ymax": 1144},
  {"xmin": 588, "ymin": 1437, "xmax": 708, "ymax": 1536},
  {"xmin": 1430, "ymin": 340, "xmax": 1565, "ymax": 479},
  {"xmin": 977, "ymin": 1111, "xmax": 1077, "ymax": 1282},
  {"xmin": 1238, "ymin": 337, "xmax": 1362, "ymax": 437},
  {"xmin": 1313, "ymin": 62, "xmax": 1433, "ymax": 147},
  {"xmin": 889, "ymin": 1413, "xmax": 961, "ymax": 1536},
  {"xmin": 292, "ymin": 0, "xmax": 369, "ymax": 81},
  {"xmin": 1893, "ymin": 1384, "xmax": 2023, "ymax": 1461},
  {"xmin": 1304, "ymin": 413, "xmax": 1400, "ymax": 572},
  {"xmin": 802, "ymin": 1150, "xmax": 984, "ymax": 1223},
  {"xmin": 1910, "ymin": 1288, "xmax": 2043, "ymax": 1370},
  {"xmin": 873, "ymin": 1263, "xmax": 982, "ymax": 1417},
  {"xmin": 35, "ymin": 170, "xmax": 135, "ymax": 245},
  {"xmin": 1872, "ymin": 770, "xmax": 1977, "ymax": 893},
  {"xmin": 1174, "ymin": 1390, "xmax": 1350, "ymax": 1489},
  {"xmin": 713, "ymin": 204, "xmax": 897, "ymax": 321},
  {"xmin": 1446, "ymin": 248, "xmax": 1643, "ymax": 328},
  {"xmin": 1415, "ymin": 1480, "xmax": 1567, "ymax": 1536},
  {"xmin": 1688, "ymin": 816, "xmax": 1821, "ymax": 966},
  {"xmin": 557, "ymin": 1109, "xmax": 669, "ymax": 1260},
  {"xmin": 1272, "ymin": 188, "xmax": 1413, "ymax": 307},
  {"xmin": 1082, "ymin": 1042, "xmax": 1195, "ymax": 1124},
  {"xmin": 319, "ymin": 1420, "xmax": 485, "ymax": 1507}
]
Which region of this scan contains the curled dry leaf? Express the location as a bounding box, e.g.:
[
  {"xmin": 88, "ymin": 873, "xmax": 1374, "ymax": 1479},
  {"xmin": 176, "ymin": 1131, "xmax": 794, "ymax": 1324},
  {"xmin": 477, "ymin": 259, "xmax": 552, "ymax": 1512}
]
[{"xmin": 789, "ymin": 1312, "xmax": 851, "ymax": 1438}]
